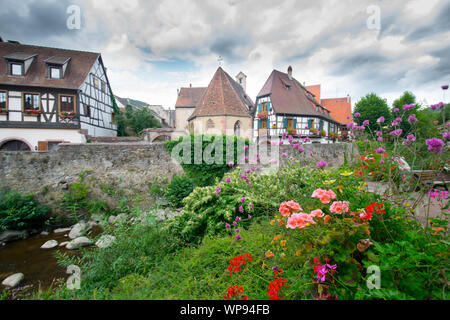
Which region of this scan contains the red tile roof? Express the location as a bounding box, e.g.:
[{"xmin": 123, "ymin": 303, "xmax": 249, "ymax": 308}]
[
  {"xmin": 257, "ymin": 69, "xmax": 338, "ymax": 123},
  {"xmin": 0, "ymin": 42, "xmax": 100, "ymax": 90},
  {"xmin": 321, "ymin": 97, "xmax": 353, "ymax": 125},
  {"xmin": 175, "ymin": 87, "xmax": 207, "ymax": 108},
  {"xmin": 305, "ymin": 84, "xmax": 321, "ymax": 102},
  {"xmin": 188, "ymin": 67, "xmax": 253, "ymax": 120}
]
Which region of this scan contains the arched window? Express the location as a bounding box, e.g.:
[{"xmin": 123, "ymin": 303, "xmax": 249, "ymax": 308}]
[
  {"xmin": 207, "ymin": 119, "xmax": 215, "ymax": 129},
  {"xmin": 0, "ymin": 139, "xmax": 31, "ymax": 151},
  {"xmin": 234, "ymin": 121, "xmax": 241, "ymax": 136}
]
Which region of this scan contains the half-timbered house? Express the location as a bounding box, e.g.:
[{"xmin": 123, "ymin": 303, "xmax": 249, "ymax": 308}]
[
  {"xmin": 253, "ymin": 66, "xmax": 341, "ymax": 143},
  {"xmin": 0, "ymin": 40, "xmax": 117, "ymax": 151}
]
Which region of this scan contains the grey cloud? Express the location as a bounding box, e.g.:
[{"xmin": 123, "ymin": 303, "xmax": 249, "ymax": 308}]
[{"xmin": 404, "ymin": 1, "xmax": 450, "ymax": 41}]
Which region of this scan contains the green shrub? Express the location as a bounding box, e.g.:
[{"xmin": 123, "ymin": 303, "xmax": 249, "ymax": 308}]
[
  {"xmin": 165, "ymin": 175, "xmax": 194, "ymax": 208},
  {"xmin": 164, "ymin": 134, "xmax": 249, "ymax": 187},
  {"xmin": 0, "ymin": 190, "xmax": 50, "ymax": 231}
]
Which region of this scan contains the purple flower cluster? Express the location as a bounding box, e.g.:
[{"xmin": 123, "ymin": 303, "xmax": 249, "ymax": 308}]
[
  {"xmin": 377, "ymin": 116, "xmax": 385, "ymax": 124},
  {"xmin": 393, "ymin": 108, "xmax": 400, "ymax": 113},
  {"xmin": 408, "ymin": 114, "xmax": 418, "ymax": 124},
  {"xmin": 375, "ymin": 147, "xmax": 385, "ymax": 154},
  {"xmin": 443, "ymin": 132, "xmax": 450, "ymax": 140},
  {"xmin": 426, "ymin": 138, "xmax": 444, "ymax": 154},
  {"xmin": 354, "ymin": 112, "xmax": 361, "ymax": 118},
  {"xmin": 316, "ymin": 264, "xmax": 338, "ymax": 283},
  {"xmin": 214, "ymin": 187, "xmax": 221, "ymax": 195},
  {"xmin": 362, "ymin": 120, "xmax": 370, "ymax": 126},
  {"xmin": 317, "ymin": 160, "xmax": 327, "ymax": 169},
  {"xmin": 389, "ymin": 129, "xmax": 403, "ymax": 137},
  {"xmin": 430, "ymin": 102, "xmax": 445, "ymax": 110},
  {"xmin": 403, "ymin": 104, "xmax": 415, "ymax": 110},
  {"xmin": 429, "ymin": 189, "xmax": 448, "ymax": 200},
  {"xmin": 403, "ymin": 134, "xmax": 416, "ymax": 146}
]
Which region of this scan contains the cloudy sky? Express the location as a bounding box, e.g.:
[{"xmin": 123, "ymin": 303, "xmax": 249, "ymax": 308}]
[{"xmin": 1, "ymin": 0, "xmax": 449, "ymax": 110}]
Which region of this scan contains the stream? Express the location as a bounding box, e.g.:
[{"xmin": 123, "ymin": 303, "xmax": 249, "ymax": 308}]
[{"xmin": 0, "ymin": 226, "xmax": 102, "ymax": 297}]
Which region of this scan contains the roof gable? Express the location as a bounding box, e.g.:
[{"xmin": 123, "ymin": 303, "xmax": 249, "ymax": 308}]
[
  {"xmin": 189, "ymin": 67, "xmax": 253, "ymax": 120},
  {"xmin": 175, "ymin": 87, "xmax": 207, "ymax": 108},
  {"xmin": 257, "ymin": 69, "xmax": 338, "ymax": 123}
]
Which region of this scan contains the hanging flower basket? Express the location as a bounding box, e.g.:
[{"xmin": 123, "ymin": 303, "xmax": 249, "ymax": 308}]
[
  {"xmin": 310, "ymin": 128, "xmax": 319, "ymax": 135},
  {"xmin": 320, "ymin": 130, "xmax": 327, "ymax": 137},
  {"xmin": 60, "ymin": 111, "xmax": 76, "ymax": 118},
  {"xmin": 257, "ymin": 111, "xmax": 269, "ymax": 120},
  {"xmin": 24, "ymin": 110, "xmax": 41, "ymax": 115},
  {"xmin": 0, "ymin": 108, "xmax": 7, "ymax": 113}
]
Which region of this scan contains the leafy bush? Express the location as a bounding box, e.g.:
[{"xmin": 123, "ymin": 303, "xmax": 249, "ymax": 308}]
[
  {"xmin": 0, "ymin": 190, "xmax": 50, "ymax": 231},
  {"xmin": 165, "ymin": 175, "xmax": 194, "ymax": 208},
  {"xmin": 164, "ymin": 134, "xmax": 249, "ymax": 187}
]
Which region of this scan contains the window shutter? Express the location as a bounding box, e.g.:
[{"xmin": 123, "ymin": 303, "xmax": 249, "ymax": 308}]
[
  {"xmin": 267, "ymin": 119, "xmax": 270, "ymax": 129},
  {"xmin": 267, "ymin": 101, "xmax": 271, "ymax": 111},
  {"xmin": 284, "ymin": 118, "xmax": 288, "ymax": 129},
  {"xmin": 293, "ymin": 118, "xmax": 297, "ymax": 129},
  {"xmin": 258, "ymin": 104, "xmax": 261, "ymax": 112},
  {"xmin": 258, "ymin": 119, "xmax": 261, "ymax": 129}
]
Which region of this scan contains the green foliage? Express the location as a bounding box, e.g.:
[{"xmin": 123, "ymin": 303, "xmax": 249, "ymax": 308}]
[
  {"xmin": 164, "ymin": 134, "xmax": 249, "ymax": 187},
  {"xmin": 116, "ymin": 106, "xmax": 162, "ymax": 135},
  {"xmin": 165, "ymin": 175, "xmax": 194, "ymax": 208},
  {"xmin": 392, "ymin": 91, "xmax": 420, "ymax": 137},
  {"xmin": 354, "ymin": 93, "xmax": 392, "ymax": 132},
  {"xmin": 0, "ymin": 190, "xmax": 49, "ymax": 231}
]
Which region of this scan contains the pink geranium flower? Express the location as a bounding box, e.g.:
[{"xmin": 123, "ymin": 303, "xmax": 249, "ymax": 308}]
[
  {"xmin": 286, "ymin": 213, "xmax": 315, "ymax": 229},
  {"xmin": 310, "ymin": 209, "xmax": 324, "ymax": 218},
  {"xmin": 329, "ymin": 201, "xmax": 350, "ymax": 214},
  {"xmin": 312, "ymin": 188, "xmax": 337, "ymax": 204}
]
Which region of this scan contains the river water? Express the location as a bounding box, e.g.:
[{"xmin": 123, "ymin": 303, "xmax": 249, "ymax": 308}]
[{"xmin": 0, "ymin": 227, "xmax": 102, "ymax": 297}]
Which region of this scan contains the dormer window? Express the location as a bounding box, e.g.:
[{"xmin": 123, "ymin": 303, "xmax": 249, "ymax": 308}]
[
  {"xmin": 50, "ymin": 66, "xmax": 62, "ymax": 79},
  {"xmin": 3, "ymin": 52, "xmax": 37, "ymax": 76},
  {"xmin": 11, "ymin": 63, "xmax": 23, "ymax": 76},
  {"xmin": 285, "ymin": 85, "xmax": 291, "ymax": 91},
  {"xmin": 44, "ymin": 56, "xmax": 70, "ymax": 80}
]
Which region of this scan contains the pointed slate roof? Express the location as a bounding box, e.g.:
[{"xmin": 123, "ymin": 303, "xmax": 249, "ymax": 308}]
[
  {"xmin": 188, "ymin": 67, "xmax": 253, "ymax": 120},
  {"xmin": 257, "ymin": 69, "xmax": 339, "ymax": 124}
]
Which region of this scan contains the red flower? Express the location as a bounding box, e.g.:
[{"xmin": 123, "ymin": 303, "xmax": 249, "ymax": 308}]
[
  {"xmin": 228, "ymin": 253, "xmax": 253, "ymax": 275},
  {"xmin": 267, "ymin": 269, "xmax": 289, "ymax": 300},
  {"xmin": 365, "ymin": 203, "xmax": 386, "ymax": 216},
  {"xmin": 224, "ymin": 285, "xmax": 245, "ymax": 300}
]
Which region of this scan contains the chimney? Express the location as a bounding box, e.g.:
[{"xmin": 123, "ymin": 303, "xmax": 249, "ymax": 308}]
[
  {"xmin": 177, "ymin": 88, "xmax": 180, "ymax": 95},
  {"xmin": 347, "ymin": 94, "xmax": 351, "ymax": 103},
  {"xmin": 287, "ymin": 66, "xmax": 293, "ymax": 80},
  {"xmin": 189, "ymin": 83, "xmax": 192, "ymax": 88},
  {"xmin": 0, "ymin": 36, "xmax": 3, "ymax": 42}
]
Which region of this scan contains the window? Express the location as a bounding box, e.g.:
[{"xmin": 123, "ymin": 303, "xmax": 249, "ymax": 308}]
[
  {"xmin": 207, "ymin": 119, "xmax": 215, "ymax": 129},
  {"xmin": 83, "ymin": 104, "xmax": 91, "ymax": 117},
  {"xmin": 59, "ymin": 95, "xmax": 75, "ymax": 114},
  {"xmin": 50, "ymin": 67, "xmax": 61, "ymax": 79},
  {"xmin": 93, "ymin": 76, "xmax": 99, "ymax": 89},
  {"xmin": 234, "ymin": 121, "xmax": 241, "ymax": 136},
  {"xmin": 285, "ymin": 85, "xmax": 291, "ymax": 91},
  {"xmin": 10, "ymin": 63, "xmax": 23, "ymax": 76},
  {"xmin": 111, "ymin": 112, "xmax": 116, "ymax": 125},
  {"xmin": 0, "ymin": 91, "xmax": 7, "ymax": 110},
  {"xmin": 23, "ymin": 93, "xmax": 40, "ymax": 111},
  {"xmin": 101, "ymin": 81, "xmax": 106, "ymax": 93}
]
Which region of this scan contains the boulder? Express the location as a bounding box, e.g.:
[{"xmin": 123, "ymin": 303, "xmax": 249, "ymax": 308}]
[
  {"xmin": 66, "ymin": 237, "xmax": 92, "ymax": 250},
  {"xmin": 59, "ymin": 241, "xmax": 69, "ymax": 247},
  {"xmin": 0, "ymin": 230, "xmax": 28, "ymax": 244},
  {"xmin": 40, "ymin": 240, "xmax": 58, "ymax": 249},
  {"xmin": 40, "ymin": 231, "xmax": 49, "ymax": 236},
  {"xmin": 116, "ymin": 214, "xmax": 128, "ymax": 222},
  {"xmin": 53, "ymin": 228, "xmax": 72, "ymax": 234},
  {"xmin": 95, "ymin": 235, "xmax": 116, "ymax": 249},
  {"xmin": 68, "ymin": 222, "xmax": 90, "ymax": 239},
  {"xmin": 108, "ymin": 215, "xmax": 117, "ymax": 224},
  {"xmin": 2, "ymin": 273, "xmax": 24, "ymax": 288}
]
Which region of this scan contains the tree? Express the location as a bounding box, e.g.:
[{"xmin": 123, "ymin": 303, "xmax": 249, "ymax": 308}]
[
  {"xmin": 124, "ymin": 106, "xmax": 162, "ymax": 135},
  {"xmin": 392, "ymin": 91, "xmax": 420, "ymax": 136},
  {"xmin": 353, "ymin": 93, "xmax": 392, "ymax": 132}
]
